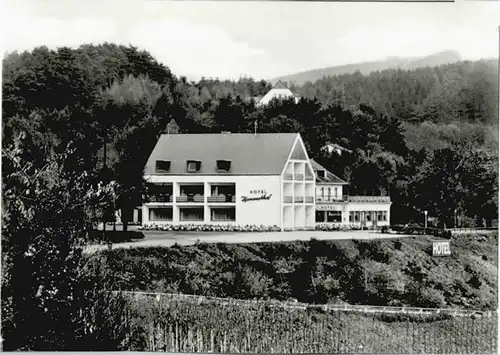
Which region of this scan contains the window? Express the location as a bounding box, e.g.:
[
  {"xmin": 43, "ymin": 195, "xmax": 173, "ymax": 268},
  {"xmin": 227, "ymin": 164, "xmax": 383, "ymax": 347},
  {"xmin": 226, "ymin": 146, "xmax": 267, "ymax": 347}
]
[
  {"xmin": 382, "ymin": 211, "xmax": 387, "ymax": 221},
  {"xmin": 318, "ymin": 170, "xmax": 326, "ymax": 178},
  {"xmin": 180, "ymin": 207, "xmax": 204, "ymax": 221},
  {"xmin": 366, "ymin": 211, "xmax": 371, "ymax": 222},
  {"xmin": 216, "ymin": 160, "xmax": 231, "ymax": 172},
  {"xmin": 149, "ymin": 208, "xmax": 173, "ymax": 222},
  {"xmin": 155, "ymin": 160, "xmax": 170, "ymax": 172},
  {"xmin": 316, "ymin": 211, "xmax": 325, "ymax": 223},
  {"xmin": 211, "ymin": 207, "xmax": 236, "ymax": 222},
  {"xmin": 349, "ymin": 212, "xmax": 354, "ymax": 222},
  {"xmin": 327, "ymin": 211, "xmax": 342, "ymax": 223},
  {"xmin": 378, "ymin": 211, "xmax": 384, "ymax": 221},
  {"xmin": 187, "ymin": 160, "xmax": 201, "ymax": 172},
  {"xmin": 354, "ymin": 211, "xmax": 360, "ymax": 222}
]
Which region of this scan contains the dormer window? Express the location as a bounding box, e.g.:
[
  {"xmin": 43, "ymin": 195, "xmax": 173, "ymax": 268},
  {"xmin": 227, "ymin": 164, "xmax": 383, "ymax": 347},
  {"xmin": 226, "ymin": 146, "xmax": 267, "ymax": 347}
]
[
  {"xmin": 318, "ymin": 169, "xmax": 327, "ymax": 179},
  {"xmin": 155, "ymin": 160, "xmax": 171, "ymax": 172},
  {"xmin": 216, "ymin": 160, "xmax": 231, "ymax": 172},
  {"xmin": 187, "ymin": 160, "xmax": 201, "ymax": 173}
]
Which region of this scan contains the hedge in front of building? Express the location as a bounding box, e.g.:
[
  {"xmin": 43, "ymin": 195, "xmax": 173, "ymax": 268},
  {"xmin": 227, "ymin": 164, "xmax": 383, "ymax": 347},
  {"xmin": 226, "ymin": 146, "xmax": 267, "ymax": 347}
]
[{"xmin": 139, "ymin": 223, "xmax": 281, "ymax": 232}]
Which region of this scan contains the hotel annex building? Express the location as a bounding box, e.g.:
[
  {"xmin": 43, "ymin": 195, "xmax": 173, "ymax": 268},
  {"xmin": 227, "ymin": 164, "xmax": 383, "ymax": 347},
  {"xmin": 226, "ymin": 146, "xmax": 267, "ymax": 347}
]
[{"xmin": 141, "ymin": 133, "xmax": 391, "ymax": 230}]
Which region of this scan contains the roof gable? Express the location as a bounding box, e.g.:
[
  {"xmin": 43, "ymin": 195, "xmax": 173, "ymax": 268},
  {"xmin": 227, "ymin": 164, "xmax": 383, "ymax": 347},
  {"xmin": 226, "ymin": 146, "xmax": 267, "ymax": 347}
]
[
  {"xmin": 144, "ymin": 133, "xmax": 299, "ymax": 176},
  {"xmin": 258, "ymin": 80, "xmax": 299, "ymax": 106},
  {"xmin": 290, "ymin": 138, "xmax": 308, "ymax": 160},
  {"xmin": 310, "ymin": 159, "xmax": 348, "ymax": 185},
  {"xmin": 273, "ymin": 80, "xmax": 288, "ymax": 89}
]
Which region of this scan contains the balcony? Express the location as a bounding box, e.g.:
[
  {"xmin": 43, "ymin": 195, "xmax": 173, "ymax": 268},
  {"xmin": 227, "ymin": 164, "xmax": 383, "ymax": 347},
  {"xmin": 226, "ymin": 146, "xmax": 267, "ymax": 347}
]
[
  {"xmin": 315, "ymin": 195, "xmax": 391, "ymax": 204},
  {"xmin": 207, "ymin": 195, "xmax": 236, "ymax": 203},
  {"xmin": 294, "ymin": 173, "xmax": 304, "ymax": 181},
  {"xmin": 283, "ymin": 196, "xmax": 293, "ymax": 203},
  {"xmin": 147, "ymin": 194, "xmax": 173, "ymax": 203},
  {"xmin": 347, "ymin": 196, "xmax": 391, "ymax": 203},
  {"xmin": 294, "ymin": 196, "xmax": 304, "ymax": 203},
  {"xmin": 176, "ymin": 194, "xmax": 205, "ymax": 203},
  {"xmin": 146, "ymin": 183, "xmax": 173, "ymax": 203},
  {"xmin": 316, "ymin": 195, "xmax": 346, "ymax": 204},
  {"xmin": 284, "ymin": 173, "xmax": 294, "ymax": 181},
  {"xmin": 305, "ymin": 196, "xmax": 314, "ymax": 203}
]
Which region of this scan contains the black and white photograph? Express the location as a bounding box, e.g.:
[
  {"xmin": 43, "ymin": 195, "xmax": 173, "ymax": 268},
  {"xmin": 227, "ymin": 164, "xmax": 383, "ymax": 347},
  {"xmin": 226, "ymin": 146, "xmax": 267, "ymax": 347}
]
[{"xmin": 1, "ymin": 0, "xmax": 499, "ymax": 353}]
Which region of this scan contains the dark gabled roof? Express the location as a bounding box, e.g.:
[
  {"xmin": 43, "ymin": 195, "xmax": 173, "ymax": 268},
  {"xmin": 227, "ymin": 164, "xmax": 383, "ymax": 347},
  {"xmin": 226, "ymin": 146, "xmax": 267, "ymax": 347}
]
[
  {"xmin": 144, "ymin": 133, "xmax": 299, "ymax": 175},
  {"xmin": 273, "ymin": 80, "xmax": 288, "ymax": 89},
  {"xmin": 310, "ymin": 159, "xmax": 348, "ymax": 185}
]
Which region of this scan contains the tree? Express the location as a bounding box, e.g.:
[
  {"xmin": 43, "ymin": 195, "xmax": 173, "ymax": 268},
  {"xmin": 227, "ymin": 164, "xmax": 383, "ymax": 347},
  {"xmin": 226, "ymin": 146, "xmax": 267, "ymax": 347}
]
[{"xmin": 2, "ymin": 132, "xmax": 121, "ymax": 350}]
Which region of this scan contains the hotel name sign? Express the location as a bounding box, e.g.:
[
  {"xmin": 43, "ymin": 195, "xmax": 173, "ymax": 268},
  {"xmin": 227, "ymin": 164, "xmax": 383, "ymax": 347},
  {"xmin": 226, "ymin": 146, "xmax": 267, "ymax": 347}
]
[
  {"xmin": 241, "ymin": 189, "xmax": 272, "ymax": 202},
  {"xmin": 432, "ymin": 240, "xmax": 451, "ymax": 256},
  {"xmin": 316, "ymin": 205, "xmax": 343, "ymax": 211}
]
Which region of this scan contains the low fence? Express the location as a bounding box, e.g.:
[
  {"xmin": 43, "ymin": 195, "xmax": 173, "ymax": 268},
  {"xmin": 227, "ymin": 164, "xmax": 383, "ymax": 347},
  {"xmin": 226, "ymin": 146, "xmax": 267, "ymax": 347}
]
[
  {"xmin": 118, "ymin": 291, "xmax": 498, "ymax": 353},
  {"xmin": 447, "ymin": 227, "xmax": 498, "ymax": 234}
]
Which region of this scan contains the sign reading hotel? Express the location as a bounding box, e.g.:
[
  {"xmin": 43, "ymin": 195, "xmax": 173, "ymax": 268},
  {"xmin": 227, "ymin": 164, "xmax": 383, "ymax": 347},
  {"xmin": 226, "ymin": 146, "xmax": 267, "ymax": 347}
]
[
  {"xmin": 432, "ymin": 240, "xmax": 451, "ymax": 256},
  {"xmin": 241, "ymin": 190, "xmax": 272, "ymax": 203},
  {"xmin": 317, "ymin": 204, "xmax": 343, "ymax": 211}
]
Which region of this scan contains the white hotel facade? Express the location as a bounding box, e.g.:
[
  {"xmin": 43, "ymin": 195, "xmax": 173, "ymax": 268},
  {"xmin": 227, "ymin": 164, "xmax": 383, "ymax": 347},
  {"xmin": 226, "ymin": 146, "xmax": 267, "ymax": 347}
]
[
  {"xmin": 142, "ymin": 133, "xmax": 391, "ymax": 231},
  {"xmin": 311, "ymin": 160, "xmax": 391, "ymax": 228},
  {"xmin": 142, "ymin": 133, "xmax": 317, "ymax": 230}
]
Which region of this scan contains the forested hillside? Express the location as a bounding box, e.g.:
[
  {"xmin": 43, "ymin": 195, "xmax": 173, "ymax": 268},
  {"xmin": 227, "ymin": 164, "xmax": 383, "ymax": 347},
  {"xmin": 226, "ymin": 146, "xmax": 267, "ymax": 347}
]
[
  {"xmin": 2, "ymin": 44, "xmax": 498, "ymax": 231},
  {"xmin": 271, "ymin": 50, "xmax": 463, "ymax": 86},
  {"xmin": 1, "ymin": 43, "xmax": 498, "ymax": 350}
]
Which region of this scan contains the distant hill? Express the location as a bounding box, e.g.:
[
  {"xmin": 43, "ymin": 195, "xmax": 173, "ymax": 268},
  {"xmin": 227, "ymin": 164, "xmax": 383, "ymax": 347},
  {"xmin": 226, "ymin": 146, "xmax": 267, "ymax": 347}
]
[{"xmin": 271, "ymin": 50, "xmax": 463, "ymax": 86}]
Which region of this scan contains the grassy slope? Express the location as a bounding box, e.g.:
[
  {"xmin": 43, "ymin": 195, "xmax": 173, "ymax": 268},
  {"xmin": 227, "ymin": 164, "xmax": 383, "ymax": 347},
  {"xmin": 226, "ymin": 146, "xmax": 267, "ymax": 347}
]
[{"xmin": 96, "ymin": 232, "xmax": 498, "ymax": 310}]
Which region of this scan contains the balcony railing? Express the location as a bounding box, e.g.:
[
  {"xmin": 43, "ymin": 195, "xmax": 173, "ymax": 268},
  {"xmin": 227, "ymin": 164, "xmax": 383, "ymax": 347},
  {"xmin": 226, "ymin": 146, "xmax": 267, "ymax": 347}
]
[
  {"xmin": 305, "ymin": 174, "xmax": 315, "ymax": 181},
  {"xmin": 316, "ymin": 195, "xmax": 346, "ymax": 203},
  {"xmin": 315, "ymin": 195, "xmax": 392, "ymax": 203},
  {"xmin": 347, "ymin": 196, "xmax": 391, "ymax": 203},
  {"xmin": 294, "ymin": 196, "xmax": 304, "ymax": 203},
  {"xmin": 305, "ymin": 196, "xmax": 314, "ymax": 203},
  {"xmin": 283, "ymin": 196, "xmax": 293, "ymax": 203},
  {"xmin": 207, "ymin": 195, "xmax": 236, "ymax": 203},
  {"xmin": 284, "ymin": 174, "xmax": 294, "ymax": 181},
  {"xmin": 147, "ymin": 194, "xmax": 173, "ymax": 203},
  {"xmin": 294, "ymin": 174, "xmax": 304, "ymax": 181},
  {"xmin": 176, "ymin": 194, "xmax": 205, "ymax": 203}
]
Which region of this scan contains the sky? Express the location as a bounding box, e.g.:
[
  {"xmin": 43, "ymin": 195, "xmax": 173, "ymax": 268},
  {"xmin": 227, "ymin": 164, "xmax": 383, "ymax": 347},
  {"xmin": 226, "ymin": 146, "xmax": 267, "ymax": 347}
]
[{"xmin": 1, "ymin": 0, "xmax": 499, "ymax": 80}]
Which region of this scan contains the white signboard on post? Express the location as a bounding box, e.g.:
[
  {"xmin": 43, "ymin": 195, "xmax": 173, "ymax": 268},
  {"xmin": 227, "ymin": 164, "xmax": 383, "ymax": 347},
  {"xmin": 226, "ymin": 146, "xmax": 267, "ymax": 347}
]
[{"xmin": 432, "ymin": 240, "xmax": 451, "ymax": 256}]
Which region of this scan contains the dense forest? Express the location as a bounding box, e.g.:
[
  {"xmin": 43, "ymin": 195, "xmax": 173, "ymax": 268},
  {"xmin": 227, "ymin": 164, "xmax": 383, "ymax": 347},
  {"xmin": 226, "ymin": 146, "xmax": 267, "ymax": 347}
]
[
  {"xmin": 3, "ymin": 44, "xmax": 497, "ymax": 228},
  {"xmin": 271, "ymin": 50, "xmax": 463, "ymax": 86},
  {"xmin": 1, "ymin": 42, "xmax": 498, "ymax": 350}
]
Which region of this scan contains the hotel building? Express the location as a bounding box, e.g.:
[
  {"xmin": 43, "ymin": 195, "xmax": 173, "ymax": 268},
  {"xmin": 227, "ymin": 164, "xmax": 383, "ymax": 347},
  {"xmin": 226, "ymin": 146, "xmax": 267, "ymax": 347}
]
[
  {"xmin": 142, "ymin": 133, "xmax": 316, "ymax": 230},
  {"xmin": 312, "ymin": 159, "xmax": 392, "ymax": 228}
]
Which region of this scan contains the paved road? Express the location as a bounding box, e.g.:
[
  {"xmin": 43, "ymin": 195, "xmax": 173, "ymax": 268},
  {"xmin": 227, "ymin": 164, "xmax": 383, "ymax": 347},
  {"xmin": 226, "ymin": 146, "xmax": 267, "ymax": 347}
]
[{"xmin": 86, "ymin": 230, "xmax": 415, "ymax": 253}]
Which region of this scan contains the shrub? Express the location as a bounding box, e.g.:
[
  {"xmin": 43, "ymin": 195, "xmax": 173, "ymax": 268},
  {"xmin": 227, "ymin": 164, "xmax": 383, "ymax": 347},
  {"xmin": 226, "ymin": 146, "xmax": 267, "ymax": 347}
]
[
  {"xmin": 467, "ymin": 275, "xmax": 482, "ymax": 289},
  {"xmin": 361, "ymin": 260, "xmax": 407, "ymax": 304},
  {"xmin": 417, "ymin": 287, "xmax": 446, "ymax": 308},
  {"xmin": 235, "ymin": 266, "xmax": 273, "ymax": 299}
]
